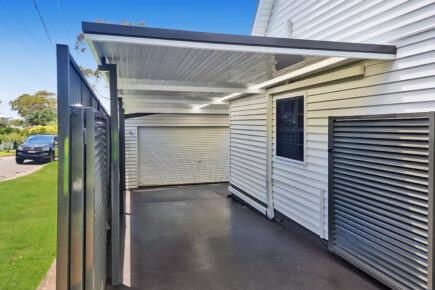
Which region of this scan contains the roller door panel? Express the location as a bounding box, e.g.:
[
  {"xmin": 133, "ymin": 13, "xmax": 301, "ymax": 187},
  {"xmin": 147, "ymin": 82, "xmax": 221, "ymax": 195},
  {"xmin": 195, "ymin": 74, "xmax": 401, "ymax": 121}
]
[{"xmin": 138, "ymin": 127, "xmax": 229, "ymax": 186}]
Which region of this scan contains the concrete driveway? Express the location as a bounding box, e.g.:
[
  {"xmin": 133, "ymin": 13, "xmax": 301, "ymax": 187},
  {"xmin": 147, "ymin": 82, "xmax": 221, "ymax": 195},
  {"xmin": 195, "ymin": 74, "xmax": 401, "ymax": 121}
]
[{"xmin": 0, "ymin": 156, "xmax": 46, "ymax": 182}]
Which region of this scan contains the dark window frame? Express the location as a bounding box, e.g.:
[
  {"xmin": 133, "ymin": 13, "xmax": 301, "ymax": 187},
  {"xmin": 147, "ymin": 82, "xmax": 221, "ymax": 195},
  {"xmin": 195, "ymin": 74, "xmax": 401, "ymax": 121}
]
[{"xmin": 276, "ymin": 96, "xmax": 305, "ymax": 162}]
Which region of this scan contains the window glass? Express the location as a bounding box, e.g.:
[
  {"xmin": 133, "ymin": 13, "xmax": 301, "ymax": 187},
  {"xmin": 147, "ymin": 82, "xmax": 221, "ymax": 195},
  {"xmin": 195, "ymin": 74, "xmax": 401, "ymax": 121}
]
[
  {"xmin": 276, "ymin": 96, "xmax": 304, "ymax": 161},
  {"xmin": 26, "ymin": 135, "xmax": 54, "ymax": 144}
]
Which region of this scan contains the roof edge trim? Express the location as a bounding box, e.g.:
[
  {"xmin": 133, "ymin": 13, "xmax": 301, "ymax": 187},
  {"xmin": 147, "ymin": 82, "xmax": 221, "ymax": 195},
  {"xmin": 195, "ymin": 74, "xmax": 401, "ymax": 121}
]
[{"xmin": 82, "ymin": 22, "xmax": 396, "ymax": 56}]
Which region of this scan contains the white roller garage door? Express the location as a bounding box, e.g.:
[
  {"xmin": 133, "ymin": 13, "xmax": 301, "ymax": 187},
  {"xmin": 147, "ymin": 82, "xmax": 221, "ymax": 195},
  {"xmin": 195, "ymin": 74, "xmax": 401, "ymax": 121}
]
[{"xmin": 138, "ymin": 127, "xmax": 229, "ymax": 186}]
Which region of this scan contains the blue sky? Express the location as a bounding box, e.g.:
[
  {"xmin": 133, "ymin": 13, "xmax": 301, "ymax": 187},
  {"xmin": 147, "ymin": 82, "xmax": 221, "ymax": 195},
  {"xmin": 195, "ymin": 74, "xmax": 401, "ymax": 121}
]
[{"xmin": 0, "ymin": 0, "xmax": 257, "ymax": 118}]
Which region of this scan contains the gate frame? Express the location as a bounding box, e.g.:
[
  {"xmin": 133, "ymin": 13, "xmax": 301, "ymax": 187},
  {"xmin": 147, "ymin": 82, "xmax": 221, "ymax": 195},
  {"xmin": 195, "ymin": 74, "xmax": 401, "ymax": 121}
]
[
  {"xmin": 56, "ymin": 44, "xmax": 117, "ymax": 290},
  {"xmin": 328, "ymin": 112, "xmax": 435, "ymax": 289}
]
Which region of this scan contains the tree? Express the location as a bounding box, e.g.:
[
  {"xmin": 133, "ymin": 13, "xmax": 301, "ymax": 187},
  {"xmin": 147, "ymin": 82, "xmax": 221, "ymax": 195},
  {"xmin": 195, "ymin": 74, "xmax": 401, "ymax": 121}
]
[
  {"xmin": 24, "ymin": 109, "xmax": 56, "ymax": 126},
  {"xmin": 75, "ymin": 20, "xmax": 145, "ymax": 53},
  {"xmin": 0, "ymin": 118, "xmax": 8, "ymax": 128},
  {"xmin": 10, "ymin": 91, "xmax": 56, "ymax": 118},
  {"xmin": 3, "ymin": 132, "xmax": 25, "ymax": 149},
  {"xmin": 9, "ymin": 119, "xmax": 25, "ymax": 128}
]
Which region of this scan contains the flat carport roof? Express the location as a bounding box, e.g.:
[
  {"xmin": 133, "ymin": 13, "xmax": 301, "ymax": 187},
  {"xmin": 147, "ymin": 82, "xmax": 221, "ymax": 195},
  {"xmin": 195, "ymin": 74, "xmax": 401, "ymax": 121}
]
[{"xmin": 82, "ymin": 22, "xmax": 396, "ymax": 114}]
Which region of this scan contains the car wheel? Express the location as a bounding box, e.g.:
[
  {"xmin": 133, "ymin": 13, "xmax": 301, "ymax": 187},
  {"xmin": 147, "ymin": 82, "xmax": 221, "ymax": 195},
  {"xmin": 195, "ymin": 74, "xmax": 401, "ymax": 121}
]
[{"xmin": 16, "ymin": 157, "xmax": 24, "ymax": 164}]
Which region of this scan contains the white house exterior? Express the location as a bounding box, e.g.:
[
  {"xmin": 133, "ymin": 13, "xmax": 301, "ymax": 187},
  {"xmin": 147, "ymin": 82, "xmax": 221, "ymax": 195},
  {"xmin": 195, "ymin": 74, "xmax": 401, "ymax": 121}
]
[
  {"xmin": 56, "ymin": 2, "xmax": 435, "ymax": 289},
  {"xmin": 234, "ymin": 0, "xmax": 435, "ymax": 239},
  {"xmin": 225, "ymin": 1, "xmax": 435, "ymax": 288}
]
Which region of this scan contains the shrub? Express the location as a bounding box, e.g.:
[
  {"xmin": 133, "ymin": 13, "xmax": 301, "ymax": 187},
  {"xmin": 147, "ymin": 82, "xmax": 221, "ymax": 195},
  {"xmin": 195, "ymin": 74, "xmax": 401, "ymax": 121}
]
[
  {"xmin": 26, "ymin": 125, "xmax": 58, "ymax": 135},
  {"xmin": 3, "ymin": 132, "xmax": 26, "ymax": 148}
]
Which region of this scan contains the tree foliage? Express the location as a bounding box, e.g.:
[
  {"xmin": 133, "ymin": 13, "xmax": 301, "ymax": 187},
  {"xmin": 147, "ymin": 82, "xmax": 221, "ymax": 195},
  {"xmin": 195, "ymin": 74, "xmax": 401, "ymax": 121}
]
[
  {"xmin": 25, "ymin": 125, "xmax": 58, "ymax": 135},
  {"xmin": 24, "ymin": 109, "xmax": 56, "ymax": 126},
  {"xmin": 0, "ymin": 118, "xmax": 8, "ymax": 128},
  {"xmin": 10, "ymin": 91, "xmax": 56, "ymax": 119},
  {"xmin": 79, "ymin": 65, "xmax": 101, "ymax": 81},
  {"xmin": 75, "ymin": 20, "xmax": 145, "ymax": 53},
  {"xmin": 2, "ymin": 132, "xmax": 25, "ymax": 146},
  {"xmin": 9, "ymin": 119, "xmax": 25, "ymax": 128}
]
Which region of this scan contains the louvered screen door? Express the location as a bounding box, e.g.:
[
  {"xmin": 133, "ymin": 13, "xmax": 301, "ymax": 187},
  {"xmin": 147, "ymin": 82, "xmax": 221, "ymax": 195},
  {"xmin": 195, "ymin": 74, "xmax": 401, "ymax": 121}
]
[{"xmin": 328, "ymin": 113, "xmax": 435, "ymax": 290}]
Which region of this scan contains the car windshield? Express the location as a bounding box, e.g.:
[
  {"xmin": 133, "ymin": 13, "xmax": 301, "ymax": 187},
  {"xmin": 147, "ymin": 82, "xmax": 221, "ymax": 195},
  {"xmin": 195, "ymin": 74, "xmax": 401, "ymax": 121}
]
[{"xmin": 26, "ymin": 135, "xmax": 53, "ymax": 144}]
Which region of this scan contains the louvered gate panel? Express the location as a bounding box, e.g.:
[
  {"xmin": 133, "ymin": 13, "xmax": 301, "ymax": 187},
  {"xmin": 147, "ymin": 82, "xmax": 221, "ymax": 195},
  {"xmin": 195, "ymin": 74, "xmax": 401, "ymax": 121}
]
[
  {"xmin": 85, "ymin": 109, "xmax": 109, "ymax": 290},
  {"xmin": 57, "ymin": 45, "xmax": 111, "ymax": 290},
  {"xmin": 93, "ymin": 112, "xmax": 108, "ymax": 290},
  {"xmin": 328, "ymin": 113, "xmax": 435, "ymax": 290}
]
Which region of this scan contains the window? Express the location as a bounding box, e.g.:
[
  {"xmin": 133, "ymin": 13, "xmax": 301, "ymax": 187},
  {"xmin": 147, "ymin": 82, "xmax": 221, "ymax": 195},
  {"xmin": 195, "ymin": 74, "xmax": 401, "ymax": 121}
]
[{"xmin": 276, "ymin": 96, "xmax": 304, "ymax": 161}]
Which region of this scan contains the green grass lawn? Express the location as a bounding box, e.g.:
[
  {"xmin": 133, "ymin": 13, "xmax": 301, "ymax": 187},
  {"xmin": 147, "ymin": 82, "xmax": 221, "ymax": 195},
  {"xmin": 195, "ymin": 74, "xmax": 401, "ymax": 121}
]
[
  {"xmin": 0, "ymin": 149, "xmax": 16, "ymax": 157},
  {"xmin": 0, "ymin": 162, "xmax": 57, "ymax": 289}
]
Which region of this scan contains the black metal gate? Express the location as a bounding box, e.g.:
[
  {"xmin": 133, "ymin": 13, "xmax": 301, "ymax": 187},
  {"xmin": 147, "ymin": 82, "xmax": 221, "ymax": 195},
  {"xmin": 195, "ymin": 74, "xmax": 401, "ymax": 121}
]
[
  {"xmin": 57, "ymin": 44, "xmax": 111, "ymax": 290},
  {"xmin": 328, "ymin": 113, "xmax": 435, "ymax": 289}
]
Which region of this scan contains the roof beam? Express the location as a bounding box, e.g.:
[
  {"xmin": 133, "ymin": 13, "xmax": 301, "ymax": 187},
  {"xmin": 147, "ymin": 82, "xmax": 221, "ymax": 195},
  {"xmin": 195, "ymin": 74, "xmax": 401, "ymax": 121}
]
[
  {"xmin": 83, "ymin": 22, "xmax": 396, "ymax": 60},
  {"xmin": 118, "ymin": 84, "xmax": 266, "ymax": 94},
  {"xmin": 121, "ymin": 94, "xmax": 216, "ymax": 101},
  {"xmin": 85, "ymin": 33, "xmax": 396, "ymax": 60},
  {"xmin": 123, "ymin": 107, "xmax": 228, "ymax": 115},
  {"xmin": 123, "ymin": 99, "xmax": 228, "ymax": 105}
]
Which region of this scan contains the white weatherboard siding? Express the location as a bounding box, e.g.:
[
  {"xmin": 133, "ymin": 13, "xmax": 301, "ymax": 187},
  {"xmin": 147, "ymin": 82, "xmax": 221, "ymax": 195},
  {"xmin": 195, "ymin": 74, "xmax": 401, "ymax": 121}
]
[
  {"xmin": 125, "ymin": 114, "xmax": 229, "ymax": 188},
  {"xmin": 230, "ymin": 95, "xmax": 268, "ymax": 204},
  {"xmin": 239, "ymin": 0, "xmax": 435, "ymax": 238}
]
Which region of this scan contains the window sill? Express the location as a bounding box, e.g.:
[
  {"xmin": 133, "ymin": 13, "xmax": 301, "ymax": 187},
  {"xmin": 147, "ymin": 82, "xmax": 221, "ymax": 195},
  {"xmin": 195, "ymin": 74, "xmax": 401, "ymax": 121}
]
[{"xmin": 274, "ymin": 155, "xmax": 307, "ymax": 167}]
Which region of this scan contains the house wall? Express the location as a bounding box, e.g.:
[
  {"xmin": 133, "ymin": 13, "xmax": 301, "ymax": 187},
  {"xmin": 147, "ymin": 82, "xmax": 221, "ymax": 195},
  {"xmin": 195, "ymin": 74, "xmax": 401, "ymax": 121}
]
[
  {"xmin": 125, "ymin": 114, "xmax": 229, "ymax": 189},
  {"xmin": 229, "ymin": 95, "xmax": 268, "ymax": 205},
  {"xmin": 234, "ymin": 0, "xmax": 435, "ymax": 238}
]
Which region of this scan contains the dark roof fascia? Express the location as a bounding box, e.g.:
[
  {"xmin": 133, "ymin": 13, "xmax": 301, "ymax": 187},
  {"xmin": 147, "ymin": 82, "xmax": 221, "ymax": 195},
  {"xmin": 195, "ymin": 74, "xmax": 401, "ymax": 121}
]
[{"xmin": 82, "ymin": 22, "xmax": 396, "ymax": 55}]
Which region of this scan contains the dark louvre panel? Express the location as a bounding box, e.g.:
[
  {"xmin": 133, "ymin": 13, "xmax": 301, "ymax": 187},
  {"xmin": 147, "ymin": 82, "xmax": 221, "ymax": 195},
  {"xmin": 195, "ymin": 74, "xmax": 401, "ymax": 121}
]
[
  {"xmin": 329, "ymin": 113, "xmax": 434, "ymax": 290},
  {"xmin": 276, "ymin": 96, "xmax": 304, "ymax": 161},
  {"xmin": 92, "ymin": 113, "xmax": 108, "ymax": 290}
]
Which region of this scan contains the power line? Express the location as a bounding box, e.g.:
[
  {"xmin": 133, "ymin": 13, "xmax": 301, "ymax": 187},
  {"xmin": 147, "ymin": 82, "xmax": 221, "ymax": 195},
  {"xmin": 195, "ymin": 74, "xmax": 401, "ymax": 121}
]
[
  {"xmin": 32, "ymin": 0, "xmax": 55, "ymax": 52},
  {"xmin": 0, "ymin": 15, "xmax": 34, "ymax": 54},
  {"xmin": 4, "ymin": 0, "xmax": 45, "ymax": 51}
]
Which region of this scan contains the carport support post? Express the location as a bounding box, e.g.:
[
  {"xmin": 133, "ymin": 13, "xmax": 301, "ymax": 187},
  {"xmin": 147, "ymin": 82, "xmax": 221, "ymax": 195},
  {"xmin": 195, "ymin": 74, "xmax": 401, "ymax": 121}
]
[
  {"xmin": 98, "ymin": 63, "xmax": 121, "ymax": 286},
  {"xmin": 266, "ymin": 93, "xmax": 274, "ymax": 219},
  {"xmin": 118, "ymin": 97, "xmax": 125, "ymax": 214}
]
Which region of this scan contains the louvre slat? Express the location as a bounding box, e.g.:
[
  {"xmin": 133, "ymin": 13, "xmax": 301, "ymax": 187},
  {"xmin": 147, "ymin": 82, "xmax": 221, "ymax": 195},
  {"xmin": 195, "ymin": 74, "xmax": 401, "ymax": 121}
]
[
  {"xmin": 334, "ymin": 231, "xmax": 428, "ymax": 286},
  {"xmin": 335, "ymin": 209, "xmax": 427, "ymax": 253},
  {"xmin": 333, "ymin": 126, "xmax": 429, "ymax": 134},
  {"xmin": 334, "ymin": 142, "xmax": 429, "ymax": 156},
  {"xmin": 335, "ymin": 204, "xmax": 428, "ymax": 245},
  {"xmin": 334, "ymin": 147, "xmax": 428, "ymax": 164},
  {"xmin": 335, "ymin": 200, "xmax": 428, "ymax": 236},
  {"xmin": 335, "ymin": 184, "xmax": 428, "ymax": 215},
  {"xmin": 334, "ymin": 137, "xmax": 429, "ymax": 149},
  {"xmin": 330, "ymin": 114, "xmax": 431, "ymax": 290},
  {"xmin": 335, "ymin": 216, "xmax": 428, "ymax": 261},
  {"xmin": 334, "ymin": 152, "xmax": 428, "ymax": 171},
  {"xmin": 335, "ymin": 157, "xmax": 428, "ymax": 179},
  {"xmin": 335, "ymin": 191, "xmax": 428, "ymax": 223},
  {"xmin": 334, "ymin": 131, "xmax": 429, "ymax": 141},
  {"xmin": 334, "ymin": 178, "xmax": 428, "ymax": 207},
  {"xmin": 334, "ymin": 238, "xmax": 427, "ymax": 289},
  {"xmin": 334, "ymin": 224, "xmax": 428, "ymax": 272},
  {"xmin": 333, "ymin": 118, "xmax": 429, "ymax": 127},
  {"xmin": 334, "ymin": 168, "xmax": 428, "ymax": 193}
]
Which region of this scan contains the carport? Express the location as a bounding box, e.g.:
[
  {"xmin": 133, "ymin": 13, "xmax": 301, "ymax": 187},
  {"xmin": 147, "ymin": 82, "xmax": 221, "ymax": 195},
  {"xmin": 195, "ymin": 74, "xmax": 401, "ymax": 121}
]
[{"xmin": 56, "ymin": 22, "xmax": 397, "ymax": 289}]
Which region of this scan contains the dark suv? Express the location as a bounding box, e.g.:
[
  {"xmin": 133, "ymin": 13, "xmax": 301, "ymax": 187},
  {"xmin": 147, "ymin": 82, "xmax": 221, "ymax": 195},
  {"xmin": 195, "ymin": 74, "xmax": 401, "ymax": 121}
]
[{"xmin": 16, "ymin": 134, "xmax": 58, "ymax": 164}]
